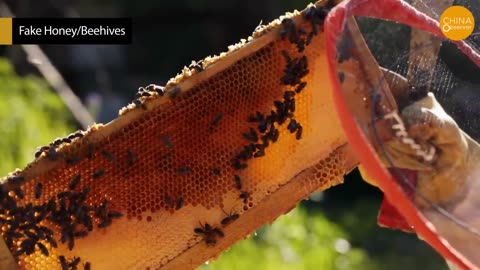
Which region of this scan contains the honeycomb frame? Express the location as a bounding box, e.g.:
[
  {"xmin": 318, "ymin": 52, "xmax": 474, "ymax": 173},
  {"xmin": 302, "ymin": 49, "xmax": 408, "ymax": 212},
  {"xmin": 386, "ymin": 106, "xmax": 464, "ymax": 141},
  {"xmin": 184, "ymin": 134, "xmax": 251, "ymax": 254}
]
[{"xmin": 0, "ymin": 1, "xmax": 358, "ymax": 269}]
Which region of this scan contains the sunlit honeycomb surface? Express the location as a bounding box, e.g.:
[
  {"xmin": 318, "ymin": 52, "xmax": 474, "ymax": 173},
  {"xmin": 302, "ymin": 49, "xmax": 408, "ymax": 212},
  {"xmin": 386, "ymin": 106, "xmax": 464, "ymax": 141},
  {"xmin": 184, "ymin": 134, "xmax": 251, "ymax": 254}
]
[{"xmin": 1, "ymin": 3, "xmax": 347, "ymax": 270}]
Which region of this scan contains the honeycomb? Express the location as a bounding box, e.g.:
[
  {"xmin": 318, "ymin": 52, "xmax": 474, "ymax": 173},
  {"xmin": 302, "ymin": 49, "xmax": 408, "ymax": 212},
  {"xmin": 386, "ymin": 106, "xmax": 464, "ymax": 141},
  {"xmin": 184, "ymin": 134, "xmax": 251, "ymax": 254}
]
[{"xmin": 0, "ymin": 1, "xmax": 356, "ymax": 269}]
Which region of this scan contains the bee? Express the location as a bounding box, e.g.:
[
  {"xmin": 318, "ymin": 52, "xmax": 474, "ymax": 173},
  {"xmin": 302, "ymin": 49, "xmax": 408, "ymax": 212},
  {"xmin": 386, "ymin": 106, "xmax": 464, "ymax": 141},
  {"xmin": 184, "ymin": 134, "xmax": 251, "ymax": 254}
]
[
  {"xmin": 38, "ymin": 145, "xmax": 50, "ymax": 152},
  {"xmin": 84, "ymin": 262, "xmax": 91, "ymax": 270},
  {"xmin": 249, "ymin": 142, "xmax": 259, "ymax": 152},
  {"xmin": 92, "ymin": 169, "xmax": 105, "ymax": 179},
  {"xmin": 265, "ymin": 126, "xmax": 279, "ymax": 143},
  {"xmin": 274, "ymin": 100, "xmax": 285, "ymax": 111},
  {"xmin": 66, "ymin": 156, "xmax": 81, "ymax": 166},
  {"xmin": 194, "ymin": 222, "xmax": 223, "ymax": 246},
  {"xmin": 80, "ymin": 187, "xmax": 91, "ymax": 200},
  {"xmin": 239, "ymin": 191, "xmax": 250, "ymax": 203},
  {"xmin": 127, "ymin": 149, "xmax": 135, "ymax": 166},
  {"xmin": 221, "ymin": 209, "xmax": 240, "ymax": 226},
  {"xmin": 46, "ymin": 198, "xmax": 56, "ymax": 212},
  {"xmin": 212, "ymin": 227, "xmax": 224, "ymax": 238},
  {"xmin": 189, "ymin": 61, "xmax": 204, "ymax": 72},
  {"xmin": 175, "ymin": 196, "xmax": 184, "ymax": 210},
  {"xmin": 296, "ymin": 37, "xmax": 306, "ymax": 53},
  {"xmin": 235, "ymin": 150, "xmax": 249, "ymax": 161},
  {"xmin": 247, "ymin": 111, "xmax": 264, "ymax": 123},
  {"xmin": 210, "ymin": 112, "xmax": 224, "ymax": 127},
  {"xmin": 205, "ymin": 237, "xmax": 216, "ymax": 246},
  {"xmin": 280, "ymin": 18, "xmax": 297, "ymax": 44},
  {"xmin": 57, "ymin": 191, "xmax": 72, "ymax": 199},
  {"xmin": 47, "ymin": 147, "xmax": 58, "ymax": 161},
  {"xmin": 53, "ymin": 138, "xmax": 63, "ymax": 146},
  {"xmin": 337, "ymin": 72, "xmax": 345, "ymax": 83},
  {"xmin": 69, "ymin": 175, "xmax": 81, "ymax": 190},
  {"xmin": 232, "ymin": 159, "xmax": 248, "ymax": 170},
  {"xmin": 272, "ymin": 129, "xmax": 280, "ymax": 143},
  {"xmin": 146, "ymin": 84, "xmax": 165, "ymax": 96},
  {"xmin": 59, "ymin": 256, "xmax": 68, "ymax": 270},
  {"xmin": 35, "ymin": 146, "xmax": 49, "ymax": 158},
  {"xmin": 253, "ymin": 149, "xmax": 265, "ymax": 158},
  {"xmin": 280, "ymin": 69, "xmax": 298, "ymax": 85},
  {"xmin": 303, "ymin": 5, "xmax": 329, "ymax": 35},
  {"xmin": 86, "ymin": 144, "xmax": 96, "ymax": 159},
  {"xmin": 165, "ymin": 195, "xmax": 174, "ymax": 208},
  {"xmin": 162, "ymin": 135, "xmax": 174, "ymax": 150},
  {"xmin": 67, "ymin": 133, "xmax": 77, "ymax": 140},
  {"xmin": 108, "ymin": 211, "xmax": 123, "ymax": 219},
  {"xmin": 284, "ymin": 90, "xmax": 296, "ymax": 101},
  {"xmin": 37, "ymin": 242, "xmax": 49, "ymax": 256},
  {"xmin": 283, "ymin": 57, "xmax": 309, "ymax": 86},
  {"xmin": 85, "ymin": 216, "xmax": 93, "ymax": 232},
  {"xmin": 177, "ymin": 167, "xmax": 191, "ymax": 175},
  {"xmin": 194, "ymin": 222, "xmax": 211, "ymax": 235},
  {"xmin": 303, "ymin": 6, "xmax": 317, "ymax": 20},
  {"xmin": 168, "ymin": 86, "xmax": 181, "ymax": 99},
  {"xmin": 98, "ymin": 219, "xmax": 112, "ymax": 229},
  {"xmin": 233, "ymin": 175, "xmax": 242, "ymax": 190},
  {"xmin": 21, "ymin": 238, "xmax": 36, "ymax": 255},
  {"xmin": 299, "ymin": 56, "xmax": 309, "ymax": 71},
  {"xmin": 13, "ymin": 187, "xmax": 24, "ymax": 199},
  {"xmin": 101, "ymin": 150, "xmax": 115, "ymax": 161},
  {"xmin": 61, "ymin": 230, "xmax": 75, "ymax": 250},
  {"xmin": 211, "ymin": 168, "xmax": 221, "ymax": 176},
  {"xmin": 306, "ymin": 31, "xmax": 314, "ymax": 46},
  {"xmin": 296, "ymin": 125, "xmax": 303, "ymax": 140},
  {"xmin": 34, "ymin": 228, "xmax": 46, "ymax": 240},
  {"xmin": 285, "ymin": 98, "xmax": 295, "ymax": 113},
  {"xmin": 136, "ymin": 87, "xmax": 146, "ymax": 98},
  {"xmin": 295, "ymin": 81, "xmax": 307, "ymax": 94},
  {"xmin": 133, "ymin": 99, "xmax": 147, "ymax": 110},
  {"xmin": 237, "ymin": 144, "xmax": 256, "ymax": 160},
  {"xmin": 287, "ymin": 119, "xmax": 299, "ymax": 133},
  {"xmin": 95, "ymin": 199, "xmax": 109, "ymax": 218},
  {"xmin": 70, "ymin": 257, "xmax": 81, "ymax": 269},
  {"xmin": 242, "ymin": 128, "xmax": 258, "ymax": 142},
  {"xmin": 74, "ymin": 130, "xmax": 85, "ymax": 138},
  {"xmin": 281, "ymin": 50, "xmax": 291, "ymax": 63},
  {"xmin": 46, "ymin": 235, "xmax": 57, "ymax": 248},
  {"xmin": 74, "ymin": 230, "xmax": 88, "ymax": 238},
  {"xmin": 258, "ymin": 119, "xmax": 269, "ymax": 134},
  {"xmin": 24, "ymin": 231, "xmax": 38, "ymax": 243}
]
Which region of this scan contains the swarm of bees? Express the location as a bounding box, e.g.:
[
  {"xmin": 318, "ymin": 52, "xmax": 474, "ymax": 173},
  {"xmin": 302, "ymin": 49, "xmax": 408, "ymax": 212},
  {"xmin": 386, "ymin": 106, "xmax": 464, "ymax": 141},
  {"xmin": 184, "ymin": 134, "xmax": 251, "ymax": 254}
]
[{"xmin": 2, "ymin": 127, "xmax": 125, "ymax": 269}]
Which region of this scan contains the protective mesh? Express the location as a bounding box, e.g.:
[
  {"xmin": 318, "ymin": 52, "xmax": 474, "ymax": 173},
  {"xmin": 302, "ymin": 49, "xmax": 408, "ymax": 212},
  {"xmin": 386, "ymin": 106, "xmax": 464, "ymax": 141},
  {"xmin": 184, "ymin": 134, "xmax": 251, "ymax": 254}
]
[
  {"xmin": 0, "ymin": 1, "xmax": 353, "ymax": 269},
  {"xmin": 328, "ymin": 0, "xmax": 480, "ymax": 268}
]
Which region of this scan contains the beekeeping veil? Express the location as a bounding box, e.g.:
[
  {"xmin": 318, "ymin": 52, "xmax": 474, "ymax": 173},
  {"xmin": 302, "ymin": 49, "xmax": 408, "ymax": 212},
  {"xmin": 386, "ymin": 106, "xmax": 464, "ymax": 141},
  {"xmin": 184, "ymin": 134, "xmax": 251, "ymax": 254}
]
[{"xmin": 325, "ymin": 0, "xmax": 480, "ymax": 268}]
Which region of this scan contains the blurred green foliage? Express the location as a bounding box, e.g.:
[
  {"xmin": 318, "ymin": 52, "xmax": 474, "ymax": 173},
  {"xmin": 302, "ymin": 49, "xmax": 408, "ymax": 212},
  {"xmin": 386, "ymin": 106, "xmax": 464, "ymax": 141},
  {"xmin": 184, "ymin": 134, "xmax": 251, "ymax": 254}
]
[
  {"xmin": 201, "ymin": 207, "xmax": 373, "ymax": 270},
  {"xmin": 202, "ymin": 195, "xmax": 448, "ymax": 270},
  {"xmin": 0, "ymin": 57, "xmax": 74, "ymax": 175}
]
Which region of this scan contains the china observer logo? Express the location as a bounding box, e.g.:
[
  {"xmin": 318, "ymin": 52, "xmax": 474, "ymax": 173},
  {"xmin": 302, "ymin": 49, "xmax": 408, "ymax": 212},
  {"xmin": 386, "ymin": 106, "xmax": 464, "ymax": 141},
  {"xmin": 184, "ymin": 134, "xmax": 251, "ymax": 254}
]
[{"xmin": 440, "ymin": 6, "xmax": 475, "ymax": 41}]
